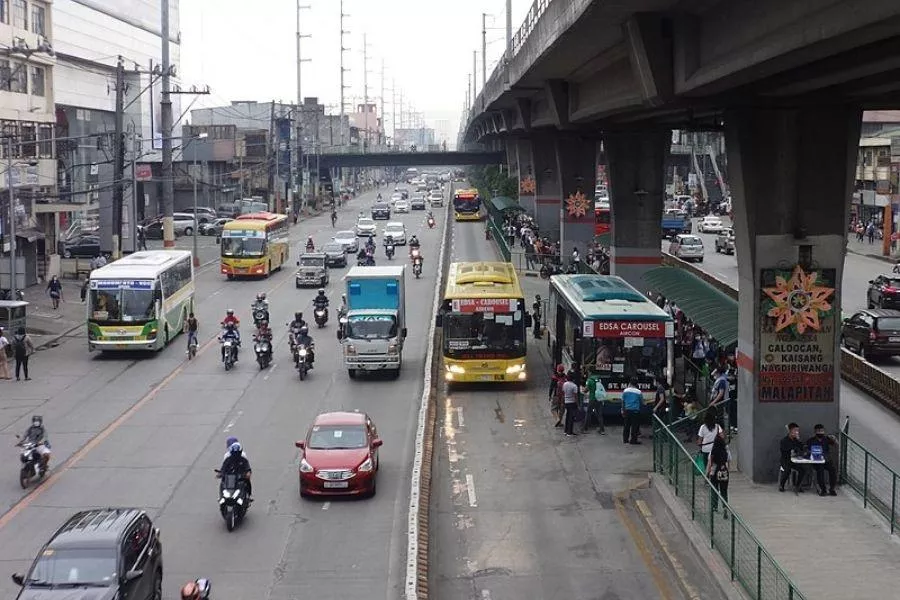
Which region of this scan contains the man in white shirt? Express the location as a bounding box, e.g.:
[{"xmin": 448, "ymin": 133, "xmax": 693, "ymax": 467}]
[{"xmin": 561, "ymin": 372, "xmax": 580, "ymax": 437}]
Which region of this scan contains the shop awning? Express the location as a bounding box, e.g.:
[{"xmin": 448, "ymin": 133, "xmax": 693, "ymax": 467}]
[
  {"xmin": 16, "ymin": 228, "xmax": 45, "ymax": 243},
  {"xmin": 641, "ymin": 266, "xmax": 738, "ymax": 347},
  {"xmin": 487, "ymin": 196, "xmax": 525, "ymax": 214}
]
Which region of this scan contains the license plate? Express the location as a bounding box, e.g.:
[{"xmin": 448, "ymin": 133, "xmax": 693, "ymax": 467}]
[
  {"xmin": 479, "ymin": 375, "xmax": 494, "ymax": 381},
  {"xmin": 890, "ymin": 337, "xmax": 900, "ymax": 343},
  {"xmin": 323, "ymin": 481, "xmax": 349, "ymax": 489}
]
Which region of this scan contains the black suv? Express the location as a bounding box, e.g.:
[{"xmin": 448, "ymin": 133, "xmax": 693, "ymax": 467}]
[
  {"xmin": 840, "ymin": 309, "xmax": 900, "ymax": 360},
  {"xmin": 13, "ymin": 508, "xmax": 163, "ymax": 600},
  {"xmin": 867, "ymin": 274, "xmax": 900, "ymax": 309},
  {"xmin": 371, "ymin": 203, "xmax": 391, "ymax": 220}
]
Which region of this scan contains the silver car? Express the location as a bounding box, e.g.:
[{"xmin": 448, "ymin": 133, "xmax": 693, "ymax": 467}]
[
  {"xmin": 668, "ymin": 234, "xmax": 705, "ymax": 263},
  {"xmin": 333, "ymin": 230, "xmax": 359, "ymax": 253},
  {"xmin": 383, "ymin": 222, "xmax": 407, "ymax": 245},
  {"xmin": 356, "ymin": 218, "xmax": 377, "ymax": 237},
  {"xmin": 394, "ymin": 200, "xmax": 410, "ymax": 213}
]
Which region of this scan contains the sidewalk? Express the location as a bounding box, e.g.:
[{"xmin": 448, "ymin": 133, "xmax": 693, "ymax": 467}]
[
  {"xmin": 5, "ymin": 279, "xmax": 85, "ymax": 351},
  {"xmin": 846, "ymin": 234, "xmax": 897, "ymax": 263}
]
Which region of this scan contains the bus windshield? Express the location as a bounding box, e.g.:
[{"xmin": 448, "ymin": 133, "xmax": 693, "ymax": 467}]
[
  {"xmin": 454, "ymin": 197, "xmax": 480, "ymax": 213},
  {"xmin": 221, "ymin": 237, "xmax": 265, "ymax": 257},
  {"xmin": 443, "ymin": 311, "xmax": 525, "ymax": 358},
  {"xmin": 90, "ymin": 286, "xmax": 157, "ymax": 324},
  {"xmin": 586, "ymin": 336, "xmax": 667, "ymax": 383}
]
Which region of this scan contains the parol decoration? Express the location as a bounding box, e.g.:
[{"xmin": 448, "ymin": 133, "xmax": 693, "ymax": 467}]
[
  {"xmin": 762, "ymin": 264, "xmax": 835, "ymax": 334},
  {"xmin": 519, "ymin": 176, "xmax": 536, "ymax": 195},
  {"xmin": 565, "ymin": 190, "xmax": 590, "ymax": 218}
]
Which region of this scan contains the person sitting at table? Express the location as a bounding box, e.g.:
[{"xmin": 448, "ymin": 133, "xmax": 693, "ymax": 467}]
[
  {"xmin": 807, "ymin": 424, "xmax": 838, "ymax": 497},
  {"xmin": 778, "ymin": 422, "xmax": 807, "ymax": 493}
]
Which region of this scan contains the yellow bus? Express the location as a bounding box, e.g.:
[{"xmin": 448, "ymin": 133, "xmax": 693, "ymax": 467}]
[
  {"xmin": 220, "ymin": 212, "xmax": 290, "ymax": 278},
  {"xmin": 436, "ymin": 262, "xmax": 531, "ymax": 383},
  {"xmin": 453, "ymin": 189, "xmax": 482, "ymax": 221}
]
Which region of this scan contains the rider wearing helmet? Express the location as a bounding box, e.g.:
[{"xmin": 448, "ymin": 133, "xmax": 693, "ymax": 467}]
[
  {"xmin": 180, "ymin": 579, "xmax": 210, "ymax": 600},
  {"xmin": 222, "ymin": 309, "xmax": 240, "ymax": 328},
  {"xmin": 219, "ymin": 441, "xmax": 252, "ymax": 500},
  {"xmin": 295, "ymin": 325, "xmax": 315, "ymax": 366},
  {"xmin": 223, "ymin": 437, "xmax": 249, "ymax": 460},
  {"xmin": 289, "ymin": 311, "xmax": 307, "ymax": 331},
  {"xmin": 219, "ymin": 312, "xmax": 241, "ymax": 361},
  {"xmin": 18, "ymin": 415, "xmax": 50, "ymax": 471},
  {"xmin": 306, "ymin": 236, "xmax": 315, "ymax": 252},
  {"xmin": 408, "ymin": 235, "xmax": 420, "ymax": 250},
  {"xmin": 255, "ymin": 319, "xmax": 272, "ymax": 342},
  {"xmin": 313, "ymin": 288, "xmax": 329, "ymax": 310}
]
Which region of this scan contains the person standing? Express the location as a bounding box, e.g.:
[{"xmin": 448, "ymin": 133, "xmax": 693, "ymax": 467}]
[
  {"xmin": 531, "ymin": 295, "xmax": 543, "ymax": 339},
  {"xmin": 621, "ymin": 377, "xmax": 643, "ymax": 445},
  {"xmin": 583, "ymin": 367, "xmax": 606, "ymax": 435},
  {"xmin": 695, "ymin": 410, "xmax": 722, "ymax": 471},
  {"xmin": 46, "ymin": 275, "xmax": 63, "ymax": 310},
  {"xmin": 80, "ymin": 276, "xmax": 90, "ymax": 303},
  {"xmin": 0, "ymin": 327, "xmax": 11, "ymax": 380},
  {"xmin": 561, "ymin": 372, "xmax": 580, "ymax": 437},
  {"xmin": 706, "ymin": 429, "xmax": 731, "ymax": 518},
  {"xmin": 137, "ymin": 226, "xmax": 148, "ymax": 250},
  {"xmin": 12, "ymin": 327, "xmax": 34, "ymax": 381},
  {"xmin": 548, "ymin": 365, "xmax": 566, "ymax": 427}
]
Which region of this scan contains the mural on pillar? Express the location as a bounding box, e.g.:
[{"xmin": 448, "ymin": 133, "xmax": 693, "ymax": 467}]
[
  {"xmin": 519, "ymin": 175, "xmax": 536, "ymax": 195},
  {"xmin": 758, "ymin": 265, "xmax": 837, "ymax": 403},
  {"xmin": 565, "ymin": 190, "xmax": 590, "ymax": 218}
]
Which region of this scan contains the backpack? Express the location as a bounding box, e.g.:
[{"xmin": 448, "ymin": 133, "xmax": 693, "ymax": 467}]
[{"xmin": 13, "ymin": 335, "xmax": 26, "ymax": 355}]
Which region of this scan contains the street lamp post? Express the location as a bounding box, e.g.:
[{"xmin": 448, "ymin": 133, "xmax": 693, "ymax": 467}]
[
  {"xmin": 7, "ymin": 137, "xmax": 16, "ymax": 299},
  {"xmin": 191, "ymin": 132, "xmax": 208, "ymax": 267}
]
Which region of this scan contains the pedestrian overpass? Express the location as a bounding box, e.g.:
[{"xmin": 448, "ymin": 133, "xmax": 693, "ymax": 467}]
[{"xmin": 314, "ymin": 151, "xmax": 503, "ymax": 169}]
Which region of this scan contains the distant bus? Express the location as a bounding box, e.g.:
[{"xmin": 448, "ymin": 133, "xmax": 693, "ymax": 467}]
[
  {"xmin": 453, "ymin": 189, "xmax": 482, "ymax": 221},
  {"xmin": 595, "ymin": 204, "xmax": 610, "ymax": 236},
  {"xmin": 87, "ymin": 250, "xmax": 195, "ymax": 352},
  {"xmin": 436, "ymin": 262, "xmax": 530, "ymax": 384},
  {"xmin": 405, "ymin": 167, "xmax": 419, "ymax": 183},
  {"xmin": 547, "ymin": 274, "xmax": 674, "ymax": 413},
  {"xmin": 220, "ymin": 212, "xmax": 290, "ymax": 278}
]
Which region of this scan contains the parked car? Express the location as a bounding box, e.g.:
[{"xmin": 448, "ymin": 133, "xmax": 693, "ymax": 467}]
[
  {"xmin": 410, "ymin": 194, "xmax": 427, "ymax": 210},
  {"xmin": 12, "ymin": 508, "xmax": 163, "ymax": 600},
  {"xmin": 295, "ymin": 411, "xmax": 383, "ymax": 498},
  {"xmin": 867, "ymin": 275, "xmax": 900, "ymax": 309},
  {"xmin": 668, "ymin": 234, "xmax": 704, "ymax": 262},
  {"xmin": 840, "ymin": 309, "xmax": 900, "ymax": 359},
  {"xmin": 714, "ymin": 228, "xmax": 735, "ymax": 255},
  {"xmin": 394, "ymin": 200, "xmax": 410, "ymax": 213},
  {"xmin": 217, "ymin": 203, "xmax": 240, "ymax": 218},
  {"xmin": 371, "ymin": 202, "xmax": 391, "ymax": 220},
  {"xmin": 60, "ymin": 235, "xmax": 101, "ymax": 258},
  {"xmin": 698, "ymin": 216, "xmax": 724, "ymax": 234},
  {"xmin": 355, "ymin": 218, "xmax": 377, "ymax": 237},
  {"xmin": 172, "ymin": 213, "xmax": 198, "ymax": 236},
  {"xmin": 323, "ymin": 242, "xmax": 348, "ymax": 268},
  {"xmin": 180, "ymin": 206, "xmax": 217, "ymax": 224},
  {"xmin": 141, "ymin": 221, "xmax": 165, "ymax": 239},
  {"xmin": 199, "ymin": 217, "xmax": 233, "ymax": 236},
  {"xmin": 334, "ymin": 230, "xmax": 360, "ymax": 253},
  {"xmin": 383, "ymin": 221, "xmax": 407, "ymax": 245}
]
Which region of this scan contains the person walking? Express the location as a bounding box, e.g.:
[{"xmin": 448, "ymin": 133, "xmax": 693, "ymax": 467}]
[
  {"xmin": 621, "ymin": 377, "xmax": 643, "ymax": 445},
  {"xmin": 706, "ymin": 428, "xmax": 731, "ymax": 518},
  {"xmin": 80, "ymin": 276, "xmax": 90, "ymax": 303},
  {"xmin": 0, "ymin": 327, "xmax": 11, "ymax": 380},
  {"xmin": 12, "ymin": 327, "xmax": 34, "ymax": 381},
  {"xmin": 46, "ymin": 275, "xmax": 63, "ymax": 310},
  {"xmin": 531, "ymin": 295, "xmax": 543, "ymax": 339},
  {"xmin": 137, "ymin": 226, "xmax": 148, "ymax": 250},
  {"xmin": 561, "ymin": 371, "xmax": 580, "ymax": 437},
  {"xmin": 583, "ymin": 367, "xmax": 606, "ymax": 434},
  {"xmin": 696, "ymin": 410, "xmax": 722, "ymax": 471},
  {"xmin": 548, "ymin": 365, "xmax": 566, "ymax": 427}
]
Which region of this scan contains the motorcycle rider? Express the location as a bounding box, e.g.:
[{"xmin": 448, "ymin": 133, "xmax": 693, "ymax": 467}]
[
  {"xmin": 17, "ymin": 415, "xmax": 50, "ymax": 472},
  {"xmin": 313, "ymin": 289, "xmax": 330, "ymax": 320},
  {"xmin": 408, "ymin": 235, "xmax": 421, "ymax": 254},
  {"xmin": 338, "ymin": 294, "xmax": 349, "ymax": 319},
  {"xmin": 219, "ymin": 441, "xmax": 252, "ymax": 501},
  {"xmin": 295, "ymin": 325, "xmax": 315, "ymax": 367},
  {"xmin": 365, "ymin": 234, "xmax": 376, "ymax": 253},
  {"xmin": 179, "ymin": 579, "xmax": 211, "ymax": 600},
  {"xmin": 223, "ymin": 436, "xmax": 248, "ymax": 461},
  {"xmin": 185, "ymin": 312, "xmax": 199, "ymax": 352},
  {"xmin": 305, "ymin": 236, "xmax": 315, "ymax": 252},
  {"xmin": 254, "ymin": 319, "xmax": 273, "ymax": 343},
  {"xmin": 219, "ymin": 322, "xmax": 241, "ymax": 362},
  {"xmin": 289, "ymin": 311, "xmax": 308, "ymax": 331},
  {"xmin": 222, "ymin": 308, "xmax": 240, "ymax": 329},
  {"xmin": 331, "ymin": 209, "xmax": 338, "ymax": 227}
]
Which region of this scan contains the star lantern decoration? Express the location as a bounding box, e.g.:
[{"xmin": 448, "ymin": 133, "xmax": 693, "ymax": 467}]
[
  {"xmin": 762, "ymin": 265, "xmax": 835, "ymax": 334},
  {"xmin": 565, "ymin": 190, "xmax": 590, "ymax": 218},
  {"xmin": 519, "ymin": 176, "xmax": 536, "ymax": 195}
]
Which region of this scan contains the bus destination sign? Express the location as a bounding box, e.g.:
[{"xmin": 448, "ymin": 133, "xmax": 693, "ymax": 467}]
[
  {"xmin": 452, "ymin": 298, "xmax": 517, "ymax": 313},
  {"xmin": 583, "ymin": 320, "xmax": 667, "ymax": 338}
]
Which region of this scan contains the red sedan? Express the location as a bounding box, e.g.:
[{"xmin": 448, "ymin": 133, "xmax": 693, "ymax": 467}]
[{"xmin": 295, "ymin": 411, "xmax": 383, "ymax": 498}]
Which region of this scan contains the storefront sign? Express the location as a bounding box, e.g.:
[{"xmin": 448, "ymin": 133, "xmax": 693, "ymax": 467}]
[
  {"xmin": 451, "ymin": 298, "xmax": 517, "ymax": 313},
  {"xmin": 583, "ymin": 320, "xmax": 667, "ymax": 338},
  {"xmin": 135, "ymin": 164, "xmax": 153, "ymax": 181},
  {"xmin": 758, "ymin": 265, "xmax": 836, "ymax": 402}
]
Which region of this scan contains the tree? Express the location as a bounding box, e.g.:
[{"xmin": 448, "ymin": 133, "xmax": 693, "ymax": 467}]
[{"xmin": 466, "ymin": 165, "xmax": 518, "ymax": 199}]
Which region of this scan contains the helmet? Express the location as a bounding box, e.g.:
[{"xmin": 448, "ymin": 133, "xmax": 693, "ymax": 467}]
[
  {"xmin": 255, "ymin": 293, "xmax": 263, "ymax": 302},
  {"xmin": 341, "ymin": 294, "xmax": 346, "ymax": 301},
  {"xmin": 229, "ymin": 442, "xmax": 242, "ymax": 456},
  {"xmin": 294, "ymin": 312, "xmax": 303, "ymax": 321},
  {"xmin": 299, "ymin": 325, "xmax": 309, "ymax": 335},
  {"xmin": 226, "ymin": 436, "xmax": 238, "ymax": 448},
  {"xmin": 307, "ymin": 235, "xmax": 313, "ymax": 240},
  {"xmin": 226, "ymin": 309, "xmax": 234, "ymax": 316},
  {"xmin": 32, "ymin": 415, "xmax": 42, "ymax": 427},
  {"xmin": 180, "ymin": 582, "xmax": 200, "ymax": 600},
  {"xmin": 317, "ymin": 289, "xmax": 325, "ymax": 296},
  {"xmin": 260, "ymin": 320, "xmax": 268, "ymax": 328},
  {"xmin": 556, "ymin": 364, "xmax": 565, "ymax": 374}
]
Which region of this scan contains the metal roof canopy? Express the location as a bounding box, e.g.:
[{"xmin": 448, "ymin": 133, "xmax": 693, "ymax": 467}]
[
  {"xmin": 641, "ymin": 267, "xmax": 738, "ymax": 347},
  {"xmin": 487, "ymin": 196, "xmax": 526, "ymax": 214}
]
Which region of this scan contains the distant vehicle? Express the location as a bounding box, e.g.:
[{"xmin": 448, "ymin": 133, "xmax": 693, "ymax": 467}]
[
  {"xmin": 714, "ymin": 228, "xmax": 735, "ymax": 255},
  {"xmin": 220, "ymin": 212, "xmax": 291, "ymax": 278},
  {"xmin": 199, "ymin": 217, "xmax": 233, "ymax": 236},
  {"xmin": 390, "ymin": 192, "xmax": 404, "ymax": 204},
  {"xmin": 334, "ymin": 230, "xmax": 360, "ymax": 253},
  {"xmin": 61, "ymin": 235, "xmax": 101, "ymax": 258},
  {"xmin": 698, "ymin": 216, "xmax": 724, "ymax": 234},
  {"xmin": 428, "ymin": 191, "xmax": 444, "ymax": 207},
  {"xmin": 405, "ymin": 167, "xmax": 419, "ymax": 183},
  {"xmin": 12, "ymin": 508, "xmax": 163, "ymax": 600},
  {"xmin": 371, "ymin": 202, "xmax": 391, "ymax": 220},
  {"xmin": 295, "ymin": 411, "xmax": 383, "ymax": 498},
  {"xmin": 668, "ymin": 234, "xmax": 704, "ymax": 262},
  {"xmin": 867, "ymin": 275, "xmax": 900, "ymax": 309},
  {"xmin": 355, "ymin": 217, "xmax": 377, "ymax": 237},
  {"xmin": 661, "ymin": 209, "xmax": 691, "ymax": 238},
  {"xmin": 322, "ymin": 242, "xmax": 348, "ymax": 268},
  {"xmin": 180, "ymin": 206, "xmax": 217, "ymax": 224},
  {"xmin": 383, "ymin": 221, "xmax": 407, "ymax": 245},
  {"xmin": 841, "ymin": 309, "xmax": 900, "ymax": 359},
  {"xmin": 295, "ymin": 252, "xmax": 329, "ymax": 288},
  {"xmin": 172, "ymin": 212, "xmax": 199, "ymax": 236},
  {"xmin": 140, "ymin": 221, "xmax": 165, "ymax": 239},
  {"xmin": 595, "ymin": 205, "xmax": 610, "ymax": 236},
  {"xmin": 453, "ymin": 189, "xmax": 482, "ymax": 221},
  {"xmin": 410, "ymin": 194, "xmax": 427, "ymax": 210},
  {"xmin": 394, "ymin": 199, "xmax": 410, "ymax": 213}
]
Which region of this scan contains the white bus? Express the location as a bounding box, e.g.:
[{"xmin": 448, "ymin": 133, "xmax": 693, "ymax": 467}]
[{"xmin": 88, "ymin": 250, "xmax": 195, "ymax": 352}]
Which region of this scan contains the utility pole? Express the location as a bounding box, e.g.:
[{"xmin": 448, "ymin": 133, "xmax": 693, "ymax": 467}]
[
  {"xmin": 379, "ymin": 59, "xmax": 385, "ymax": 149},
  {"xmin": 296, "ymin": 2, "xmax": 311, "ymax": 214},
  {"xmin": 505, "ymin": 0, "xmax": 512, "ymax": 83},
  {"xmin": 6, "ymin": 137, "xmax": 15, "ymax": 299},
  {"xmin": 399, "ymin": 89, "xmax": 404, "ymax": 131},
  {"xmin": 391, "ymin": 79, "xmax": 396, "ymax": 143},
  {"xmin": 472, "ymin": 50, "xmax": 477, "ymax": 99},
  {"xmin": 482, "ymin": 13, "xmax": 487, "ymax": 90},
  {"xmin": 268, "ymin": 101, "xmax": 276, "ymax": 211},
  {"xmin": 160, "ymin": 0, "xmax": 175, "ymax": 248},
  {"xmin": 339, "ymin": 0, "xmax": 350, "ymax": 154},
  {"xmin": 112, "ymin": 55, "xmax": 126, "ymax": 259},
  {"xmin": 362, "ymin": 33, "xmax": 369, "ymax": 153}
]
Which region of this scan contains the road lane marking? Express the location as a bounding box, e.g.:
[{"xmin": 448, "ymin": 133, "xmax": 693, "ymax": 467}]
[
  {"xmin": 223, "ymin": 410, "xmax": 243, "ymax": 433},
  {"xmin": 614, "ymin": 493, "xmax": 674, "ymax": 600},
  {"xmin": 263, "ymin": 362, "xmax": 278, "ymax": 380},
  {"xmin": 481, "ymin": 590, "xmax": 492, "ymax": 600},
  {"xmin": 322, "ymin": 502, "xmax": 330, "ymax": 511},
  {"xmin": 456, "ymin": 406, "xmax": 465, "ymax": 428},
  {"xmin": 636, "ymin": 499, "xmax": 702, "ymax": 600},
  {"xmin": 465, "ymin": 473, "xmax": 477, "ymax": 507}
]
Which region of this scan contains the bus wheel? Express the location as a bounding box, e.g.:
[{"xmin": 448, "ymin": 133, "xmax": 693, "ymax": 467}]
[{"xmin": 227, "ymin": 274, "xmax": 234, "ymax": 281}]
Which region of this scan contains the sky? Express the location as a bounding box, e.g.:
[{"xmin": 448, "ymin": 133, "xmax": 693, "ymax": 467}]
[{"xmin": 179, "ymin": 0, "xmax": 531, "ymax": 146}]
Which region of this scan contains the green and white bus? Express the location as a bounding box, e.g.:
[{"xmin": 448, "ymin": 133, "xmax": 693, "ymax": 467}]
[{"xmin": 88, "ymin": 250, "xmax": 195, "ymax": 352}]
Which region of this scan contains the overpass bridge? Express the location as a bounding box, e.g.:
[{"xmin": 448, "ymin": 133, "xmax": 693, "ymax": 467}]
[
  {"xmin": 461, "ymin": 0, "xmax": 900, "ymax": 482},
  {"xmin": 314, "ymin": 151, "xmax": 503, "ymax": 169}
]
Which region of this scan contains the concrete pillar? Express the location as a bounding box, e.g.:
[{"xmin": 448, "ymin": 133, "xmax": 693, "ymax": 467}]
[
  {"xmin": 505, "ymin": 139, "xmax": 518, "ymax": 181},
  {"xmin": 516, "ymin": 138, "xmax": 536, "ymax": 216},
  {"xmin": 532, "ymin": 132, "xmax": 559, "ymax": 240},
  {"xmin": 604, "ymin": 130, "xmax": 669, "ymax": 292},
  {"xmin": 726, "ymin": 106, "xmax": 861, "ymax": 483},
  {"xmin": 555, "ymin": 135, "xmax": 596, "ymax": 259}
]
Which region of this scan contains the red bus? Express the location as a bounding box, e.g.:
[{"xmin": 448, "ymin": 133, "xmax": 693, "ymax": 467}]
[{"xmin": 595, "ymin": 205, "xmax": 610, "ymax": 236}]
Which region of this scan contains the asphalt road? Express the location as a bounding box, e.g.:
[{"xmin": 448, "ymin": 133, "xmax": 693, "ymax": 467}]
[
  {"xmin": 0, "ymin": 187, "xmax": 445, "ymax": 600},
  {"xmin": 432, "ymin": 185, "xmax": 667, "ymax": 600}
]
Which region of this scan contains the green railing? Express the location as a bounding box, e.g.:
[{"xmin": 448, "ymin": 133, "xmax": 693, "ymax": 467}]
[
  {"xmin": 840, "ymin": 418, "xmax": 900, "ymax": 534},
  {"xmin": 653, "ymin": 415, "xmax": 806, "ymax": 600},
  {"xmin": 486, "ymin": 217, "xmax": 511, "ymax": 261}
]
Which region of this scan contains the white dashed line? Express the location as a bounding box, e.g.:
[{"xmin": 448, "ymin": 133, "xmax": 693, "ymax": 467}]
[
  {"xmin": 465, "ymin": 473, "xmax": 477, "ymax": 507},
  {"xmin": 263, "ymin": 363, "xmax": 278, "ymax": 380},
  {"xmin": 322, "ymin": 502, "xmax": 330, "ymax": 511},
  {"xmin": 481, "ymin": 591, "xmax": 492, "ymax": 600},
  {"xmin": 456, "ymin": 406, "xmax": 465, "ymax": 428},
  {"xmin": 222, "ymin": 410, "xmax": 243, "ymax": 433}
]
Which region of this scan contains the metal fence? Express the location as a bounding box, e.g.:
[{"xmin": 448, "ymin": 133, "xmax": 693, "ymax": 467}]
[
  {"xmin": 840, "ymin": 419, "xmax": 900, "ymax": 534},
  {"xmin": 511, "ymin": 0, "xmax": 552, "ymax": 56},
  {"xmin": 653, "ymin": 415, "xmax": 806, "ymax": 600}
]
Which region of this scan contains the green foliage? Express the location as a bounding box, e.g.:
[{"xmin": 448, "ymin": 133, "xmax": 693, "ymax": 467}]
[{"xmin": 466, "ymin": 165, "xmax": 518, "ymax": 200}]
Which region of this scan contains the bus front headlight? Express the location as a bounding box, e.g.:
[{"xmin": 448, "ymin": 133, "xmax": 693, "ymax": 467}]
[
  {"xmin": 448, "ymin": 365, "xmax": 465, "ymax": 374},
  {"xmin": 505, "ymin": 364, "xmax": 524, "ymax": 374}
]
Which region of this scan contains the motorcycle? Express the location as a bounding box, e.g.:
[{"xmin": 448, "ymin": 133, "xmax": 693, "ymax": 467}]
[
  {"xmin": 314, "ymin": 307, "xmax": 328, "ymax": 328},
  {"xmin": 16, "ymin": 436, "xmax": 47, "ymax": 489},
  {"xmin": 215, "ymin": 470, "xmax": 249, "ymax": 531},
  {"xmin": 222, "ymin": 338, "xmax": 237, "ymax": 371},
  {"xmin": 180, "ymin": 580, "xmax": 211, "ymax": 600},
  {"xmin": 358, "ymin": 255, "xmax": 375, "ymax": 267},
  {"xmin": 254, "ymin": 335, "xmax": 272, "ymax": 370},
  {"xmin": 251, "ymin": 303, "xmax": 269, "ymax": 328},
  {"xmin": 296, "ymin": 344, "xmax": 311, "ymax": 380},
  {"xmin": 427, "ymin": 217, "xmax": 435, "ymax": 229},
  {"xmin": 411, "ymin": 249, "xmax": 423, "ymax": 279},
  {"xmin": 385, "ymin": 244, "xmax": 395, "ymax": 260}
]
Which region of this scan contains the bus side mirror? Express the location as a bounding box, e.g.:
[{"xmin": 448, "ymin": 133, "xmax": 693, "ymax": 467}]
[
  {"xmin": 153, "ymin": 289, "xmax": 162, "ymax": 301},
  {"xmin": 435, "ymin": 315, "xmax": 442, "ymax": 328},
  {"xmin": 402, "ymin": 327, "xmax": 407, "ymax": 339},
  {"xmin": 524, "ymin": 313, "xmax": 533, "ymax": 328}
]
